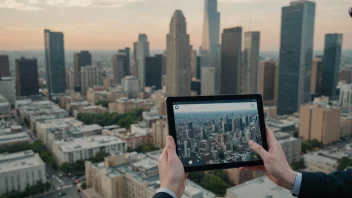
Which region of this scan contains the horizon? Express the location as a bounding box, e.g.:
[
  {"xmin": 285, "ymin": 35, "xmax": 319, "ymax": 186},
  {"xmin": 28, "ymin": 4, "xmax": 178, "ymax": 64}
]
[{"xmin": 0, "ymin": 0, "xmax": 351, "ymax": 51}]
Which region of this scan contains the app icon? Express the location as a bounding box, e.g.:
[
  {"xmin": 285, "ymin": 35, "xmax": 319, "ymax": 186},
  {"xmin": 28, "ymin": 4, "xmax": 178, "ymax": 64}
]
[
  {"xmin": 189, "ymin": 160, "xmax": 193, "ymax": 165},
  {"xmin": 175, "ymin": 105, "xmax": 179, "ymax": 109},
  {"xmin": 251, "ymin": 104, "xmax": 254, "ymax": 107}
]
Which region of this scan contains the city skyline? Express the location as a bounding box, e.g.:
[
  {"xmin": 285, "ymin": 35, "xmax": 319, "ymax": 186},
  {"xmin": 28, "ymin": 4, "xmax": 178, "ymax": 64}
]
[{"xmin": 0, "ymin": 0, "xmax": 351, "ymax": 51}]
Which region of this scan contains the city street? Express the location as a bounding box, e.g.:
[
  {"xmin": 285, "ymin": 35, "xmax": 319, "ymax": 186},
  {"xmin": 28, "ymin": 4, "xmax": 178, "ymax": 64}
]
[{"xmin": 35, "ymin": 186, "xmax": 79, "ymax": 198}]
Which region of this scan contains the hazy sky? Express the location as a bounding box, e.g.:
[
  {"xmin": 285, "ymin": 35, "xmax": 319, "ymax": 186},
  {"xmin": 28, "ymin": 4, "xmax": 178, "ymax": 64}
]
[
  {"xmin": 174, "ymin": 102, "xmax": 258, "ymax": 113},
  {"xmin": 0, "ymin": 0, "xmax": 351, "ymax": 51}
]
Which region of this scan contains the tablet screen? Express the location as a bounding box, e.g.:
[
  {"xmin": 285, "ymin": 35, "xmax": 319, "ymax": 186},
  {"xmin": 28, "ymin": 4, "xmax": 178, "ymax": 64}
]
[{"xmin": 172, "ymin": 99, "xmax": 263, "ymax": 167}]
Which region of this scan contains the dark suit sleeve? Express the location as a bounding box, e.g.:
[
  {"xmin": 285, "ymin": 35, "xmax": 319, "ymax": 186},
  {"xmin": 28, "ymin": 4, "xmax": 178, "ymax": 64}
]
[
  {"xmin": 152, "ymin": 192, "xmax": 174, "ymax": 198},
  {"xmin": 299, "ymin": 170, "xmax": 352, "ymax": 198}
]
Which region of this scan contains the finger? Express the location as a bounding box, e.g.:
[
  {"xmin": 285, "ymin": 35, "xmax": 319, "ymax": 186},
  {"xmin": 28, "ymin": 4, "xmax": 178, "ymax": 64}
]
[
  {"xmin": 266, "ymin": 126, "xmax": 277, "ymax": 144},
  {"xmin": 159, "ymin": 147, "xmax": 168, "ymax": 165},
  {"xmin": 166, "ymin": 136, "xmax": 177, "ymax": 161},
  {"xmin": 264, "ymin": 169, "xmax": 279, "ymax": 185},
  {"xmin": 249, "ymin": 140, "xmax": 269, "ymax": 160}
]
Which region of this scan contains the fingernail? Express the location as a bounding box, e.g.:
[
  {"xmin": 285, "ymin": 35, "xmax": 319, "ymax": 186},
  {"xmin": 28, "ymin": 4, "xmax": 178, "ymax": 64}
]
[{"xmin": 244, "ymin": 168, "xmax": 248, "ymax": 172}]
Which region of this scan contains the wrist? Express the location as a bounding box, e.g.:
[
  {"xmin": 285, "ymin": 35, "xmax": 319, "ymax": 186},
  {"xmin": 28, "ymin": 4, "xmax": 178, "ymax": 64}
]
[{"xmin": 280, "ymin": 170, "xmax": 297, "ymax": 190}]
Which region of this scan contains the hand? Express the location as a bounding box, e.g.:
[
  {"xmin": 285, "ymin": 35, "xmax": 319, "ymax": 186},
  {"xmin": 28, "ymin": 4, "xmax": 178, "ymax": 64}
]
[
  {"xmin": 158, "ymin": 136, "xmax": 188, "ymax": 198},
  {"xmin": 239, "ymin": 126, "xmax": 297, "ymax": 191}
]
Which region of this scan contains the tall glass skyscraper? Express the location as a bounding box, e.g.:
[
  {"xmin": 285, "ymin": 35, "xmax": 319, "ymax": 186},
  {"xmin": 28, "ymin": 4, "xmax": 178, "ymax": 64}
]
[
  {"xmin": 243, "ymin": 31, "xmax": 260, "ymax": 94},
  {"xmin": 133, "ymin": 34, "xmax": 150, "ymax": 88},
  {"xmin": 321, "ymin": 34, "xmax": 343, "ymax": 99},
  {"xmin": 44, "ymin": 29, "xmax": 66, "ymax": 98},
  {"xmin": 277, "ymin": 1, "xmax": 316, "ymax": 115}
]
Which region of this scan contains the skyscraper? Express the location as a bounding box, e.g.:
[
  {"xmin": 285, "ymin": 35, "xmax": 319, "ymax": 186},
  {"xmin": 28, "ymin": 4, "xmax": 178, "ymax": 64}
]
[
  {"xmin": 133, "ymin": 34, "xmax": 150, "ymax": 88},
  {"xmin": 310, "ymin": 56, "xmax": 323, "ymax": 96},
  {"xmin": 196, "ymin": 56, "xmax": 201, "ymax": 79},
  {"xmin": 321, "ymin": 34, "xmax": 343, "ymax": 99},
  {"xmin": 74, "ymin": 51, "xmax": 92, "ymax": 89},
  {"xmin": 118, "ymin": 48, "xmax": 131, "ymax": 76},
  {"xmin": 0, "ymin": 55, "xmax": 10, "ymax": 78},
  {"xmin": 44, "ymin": 29, "xmax": 66, "ymax": 98},
  {"xmin": 201, "ymin": 67, "xmax": 216, "ymax": 95},
  {"xmin": 112, "ymin": 51, "xmax": 129, "ymax": 85},
  {"xmin": 191, "ymin": 49, "xmax": 197, "ymax": 78},
  {"xmin": 243, "ymin": 31, "xmax": 260, "ymax": 94},
  {"xmin": 220, "ymin": 27, "xmax": 242, "ymax": 95},
  {"xmin": 257, "ymin": 61, "xmax": 278, "ymax": 105},
  {"xmin": 80, "ymin": 66, "xmax": 103, "ymax": 94},
  {"xmin": 166, "ymin": 10, "xmax": 191, "ymax": 97},
  {"xmin": 277, "ymin": 1, "xmax": 316, "ymax": 115},
  {"xmin": 146, "ymin": 55, "xmax": 162, "ymax": 90},
  {"xmin": 15, "ymin": 57, "xmax": 39, "ymax": 97},
  {"xmin": 121, "ymin": 76, "xmax": 140, "ymax": 99}
]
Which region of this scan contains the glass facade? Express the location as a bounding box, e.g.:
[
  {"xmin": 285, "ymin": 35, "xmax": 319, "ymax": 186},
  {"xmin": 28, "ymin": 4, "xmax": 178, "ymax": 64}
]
[{"xmin": 277, "ymin": 1, "xmax": 316, "ymax": 115}]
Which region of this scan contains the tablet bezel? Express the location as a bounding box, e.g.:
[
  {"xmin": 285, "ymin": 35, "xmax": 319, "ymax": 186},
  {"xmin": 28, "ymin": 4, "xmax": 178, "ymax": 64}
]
[{"xmin": 166, "ymin": 94, "xmax": 268, "ymax": 172}]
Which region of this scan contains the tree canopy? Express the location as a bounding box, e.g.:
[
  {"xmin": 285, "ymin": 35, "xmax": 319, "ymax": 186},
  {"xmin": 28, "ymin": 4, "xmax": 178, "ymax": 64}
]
[
  {"xmin": 337, "ymin": 157, "xmax": 352, "ymax": 171},
  {"xmin": 96, "ymin": 100, "xmax": 109, "ymax": 108},
  {"xmin": 302, "ymin": 139, "xmax": 324, "ymax": 153},
  {"xmin": 200, "ymin": 174, "xmax": 231, "ymax": 196},
  {"xmin": 60, "ymin": 151, "xmax": 110, "ymax": 173},
  {"xmin": 0, "ymin": 181, "xmax": 51, "ymax": 198},
  {"xmin": 291, "ymin": 158, "xmax": 306, "ymax": 171}
]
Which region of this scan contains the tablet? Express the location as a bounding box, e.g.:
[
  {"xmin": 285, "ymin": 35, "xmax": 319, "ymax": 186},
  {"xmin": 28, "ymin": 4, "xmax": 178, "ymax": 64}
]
[{"xmin": 166, "ymin": 94, "xmax": 268, "ymax": 172}]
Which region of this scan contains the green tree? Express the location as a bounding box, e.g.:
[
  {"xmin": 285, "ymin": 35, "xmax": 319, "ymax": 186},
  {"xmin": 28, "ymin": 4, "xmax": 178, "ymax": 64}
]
[
  {"xmin": 81, "ymin": 181, "xmax": 87, "ymax": 190},
  {"xmin": 91, "ymin": 151, "xmax": 109, "ymax": 163},
  {"xmin": 200, "ymin": 174, "xmax": 231, "ymax": 196},
  {"xmin": 209, "ymin": 170, "xmax": 232, "ymax": 185},
  {"xmin": 337, "ymin": 157, "xmax": 352, "ymax": 171},
  {"xmin": 96, "ymin": 100, "xmax": 109, "ymax": 108},
  {"xmin": 291, "ymin": 158, "xmax": 306, "ymax": 171},
  {"xmin": 188, "ymin": 171, "xmax": 205, "ymax": 183}
]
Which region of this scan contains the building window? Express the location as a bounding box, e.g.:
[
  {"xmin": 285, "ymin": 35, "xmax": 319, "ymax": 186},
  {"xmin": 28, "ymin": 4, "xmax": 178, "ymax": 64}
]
[
  {"xmin": 38, "ymin": 170, "xmax": 42, "ymax": 181},
  {"xmin": 5, "ymin": 176, "xmax": 8, "ymax": 193},
  {"xmin": 32, "ymin": 171, "xmax": 35, "ymax": 184},
  {"xmin": 26, "ymin": 172, "xmax": 29, "ymax": 184}
]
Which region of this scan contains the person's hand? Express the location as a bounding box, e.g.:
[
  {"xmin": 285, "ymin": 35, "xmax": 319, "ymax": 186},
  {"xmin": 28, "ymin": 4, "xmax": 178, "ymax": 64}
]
[
  {"xmin": 239, "ymin": 126, "xmax": 297, "ymax": 191},
  {"xmin": 159, "ymin": 136, "xmax": 188, "ymax": 198}
]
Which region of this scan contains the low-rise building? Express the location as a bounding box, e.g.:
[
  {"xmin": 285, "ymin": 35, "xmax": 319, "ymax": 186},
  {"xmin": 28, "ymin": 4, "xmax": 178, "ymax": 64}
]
[
  {"xmin": 152, "ymin": 119, "xmax": 168, "ymax": 148},
  {"xmin": 72, "ymin": 105, "xmax": 108, "ymax": 119},
  {"xmin": 266, "ymin": 118, "xmax": 296, "ymax": 136},
  {"xmin": 52, "ymin": 135, "xmax": 127, "ymax": 165},
  {"xmin": 263, "ymin": 106, "xmax": 277, "ymax": 119},
  {"xmin": 226, "ymin": 176, "xmax": 292, "ymax": 198},
  {"xmin": 142, "ymin": 107, "xmax": 162, "ymax": 127},
  {"xmin": 86, "ymin": 87, "xmax": 128, "ymax": 104},
  {"xmin": 0, "ymin": 119, "xmax": 29, "ymax": 146},
  {"xmin": 109, "ymin": 98, "xmax": 154, "ymax": 114},
  {"xmin": 304, "ymin": 152, "xmax": 339, "ymax": 174},
  {"xmin": 0, "ymin": 150, "xmax": 46, "ymax": 195},
  {"xmin": 274, "ymin": 132, "xmax": 302, "ymax": 164},
  {"xmin": 340, "ymin": 112, "xmax": 352, "ymax": 138},
  {"xmin": 84, "ymin": 150, "xmax": 215, "ymax": 198},
  {"xmin": 0, "ymin": 94, "xmax": 11, "ymax": 115}
]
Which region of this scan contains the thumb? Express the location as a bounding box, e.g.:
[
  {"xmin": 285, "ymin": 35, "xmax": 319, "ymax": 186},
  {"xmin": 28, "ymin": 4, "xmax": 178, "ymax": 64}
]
[
  {"xmin": 249, "ymin": 140, "xmax": 269, "ymax": 160},
  {"xmin": 166, "ymin": 136, "xmax": 177, "ymax": 159}
]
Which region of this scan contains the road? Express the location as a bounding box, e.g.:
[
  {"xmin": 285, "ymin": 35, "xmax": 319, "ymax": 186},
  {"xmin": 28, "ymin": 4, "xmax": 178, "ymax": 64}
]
[{"xmin": 35, "ymin": 186, "xmax": 80, "ymax": 198}]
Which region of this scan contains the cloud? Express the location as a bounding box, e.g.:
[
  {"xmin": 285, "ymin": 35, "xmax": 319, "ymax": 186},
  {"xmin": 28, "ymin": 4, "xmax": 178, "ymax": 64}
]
[{"xmin": 0, "ymin": 0, "xmax": 146, "ymax": 10}]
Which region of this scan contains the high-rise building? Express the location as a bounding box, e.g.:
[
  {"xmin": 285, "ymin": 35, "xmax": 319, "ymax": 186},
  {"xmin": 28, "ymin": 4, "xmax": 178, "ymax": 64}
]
[
  {"xmin": 243, "ymin": 31, "xmax": 260, "ymax": 94},
  {"xmin": 118, "ymin": 48, "xmax": 131, "ymax": 76},
  {"xmin": 339, "ymin": 67, "xmax": 352, "ymax": 84},
  {"xmin": 112, "ymin": 51, "xmax": 129, "ymax": 85},
  {"xmin": 145, "ymin": 55, "xmax": 162, "ymax": 90},
  {"xmin": 201, "ymin": 67, "xmax": 216, "ymax": 95},
  {"xmin": 196, "ymin": 56, "xmax": 201, "ymax": 79},
  {"xmin": 134, "ymin": 34, "xmax": 150, "ymax": 88},
  {"xmin": 321, "ymin": 34, "xmax": 343, "ymax": 99},
  {"xmin": 66, "ymin": 67, "xmax": 75, "ymax": 90},
  {"xmin": 220, "ymin": 27, "xmax": 242, "ymax": 95},
  {"xmin": 310, "ymin": 56, "xmax": 323, "ymax": 96},
  {"xmin": 277, "ymin": 1, "xmax": 316, "ymax": 115},
  {"xmin": 299, "ymin": 98, "xmax": 340, "ymax": 144},
  {"xmin": 191, "ymin": 49, "xmax": 197, "ymax": 78},
  {"xmin": 80, "ymin": 66, "xmax": 103, "ymax": 94},
  {"xmin": 15, "ymin": 57, "xmax": 39, "ymax": 97},
  {"xmin": 44, "ymin": 29, "xmax": 66, "ymax": 97},
  {"xmin": 121, "ymin": 76, "xmax": 140, "ymax": 99},
  {"xmin": 74, "ymin": 51, "xmax": 92, "ymax": 89},
  {"xmin": 257, "ymin": 61, "xmax": 278, "ymax": 105},
  {"xmin": 166, "ymin": 10, "xmax": 191, "ymax": 97},
  {"xmin": 191, "ymin": 79, "xmax": 201, "ymax": 95},
  {"xmin": 200, "ymin": 0, "xmax": 220, "ymax": 69},
  {"xmin": 0, "ymin": 55, "xmax": 10, "ymax": 78},
  {"xmin": 0, "ymin": 77, "xmax": 15, "ymax": 105}
]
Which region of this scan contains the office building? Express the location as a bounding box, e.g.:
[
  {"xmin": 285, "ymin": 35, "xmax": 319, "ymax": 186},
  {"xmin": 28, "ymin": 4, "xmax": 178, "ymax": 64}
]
[
  {"xmin": 339, "ymin": 84, "xmax": 352, "ymax": 110},
  {"xmin": 80, "ymin": 66, "xmax": 103, "ymax": 94},
  {"xmin": 196, "ymin": 56, "xmax": 201, "ymax": 79},
  {"xmin": 66, "ymin": 67, "xmax": 75, "ymax": 90},
  {"xmin": 44, "ymin": 29, "xmax": 66, "ymax": 97},
  {"xmin": 258, "ymin": 61, "xmax": 278, "ymax": 105},
  {"xmin": 339, "ymin": 67, "xmax": 352, "ymax": 84},
  {"xmin": 191, "ymin": 50, "xmax": 197, "ymax": 78},
  {"xmin": 113, "ymin": 51, "xmax": 129, "ymax": 85},
  {"xmin": 299, "ymin": 98, "xmax": 341, "ymax": 144},
  {"xmin": 200, "ymin": 0, "xmax": 220, "ymax": 70},
  {"xmin": 118, "ymin": 48, "xmax": 130, "ymax": 76},
  {"xmin": 191, "ymin": 79, "xmax": 201, "ymax": 95},
  {"xmin": 0, "ymin": 55, "xmax": 10, "ymax": 78},
  {"xmin": 275, "ymin": 132, "xmax": 301, "ymax": 164},
  {"xmin": 321, "ymin": 34, "xmax": 343, "ymax": 99},
  {"xmin": 108, "ymin": 98, "xmax": 154, "ymax": 114},
  {"xmin": 86, "ymin": 87, "xmax": 128, "ymax": 104},
  {"xmin": 134, "ymin": 34, "xmax": 150, "ymax": 88},
  {"xmin": 152, "ymin": 90, "xmax": 167, "ymax": 115},
  {"xmin": 277, "ymin": 1, "xmax": 316, "ymax": 115},
  {"xmin": 311, "ymin": 56, "xmax": 323, "ymax": 96},
  {"xmin": 103, "ymin": 76, "xmax": 114, "ymax": 89},
  {"xmin": 226, "ymin": 176, "xmax": 292, "ymax": 198},
  {"xmin": 145, "ymin": 55, "xmax": 162, "ymax": 90},
  {"xmin": 121, "ymin": 76, "xmax": 140, "ymax": 99},
  {"xmin": 0, "ymin": 77, "xmax": 15, "ymax": 105},
  {"xmin": 83, "ymin": 151, "xmax": 215, "ymax": 198},
  {"xmin": 221, "ymin": 27, "xmax": 242, "ymax": 95},
  {"xmin": 74, "ymin": 51, "xmax": 92, "ymax": 89},
  {"xmin": 52, "ymin": 135, "xmax": 127, "ymax": 165},
  {"xmin": 152, "ymin": 119, "xmax": 168, "ymax": 148},
  {"xmin": 0, "ymin": 150, "xmax": 46, "ymax": 195},
  {"xmin": 0, "ymin": 119, "xmax": 29, "ymax": 146},
  {"xmin": 15, "ymin": 57, "xmax": 39, "ymax": 97},
  {"xmin": 0, "ymin": 95, "xmax": 11, "ymax": 114},
  {"xmin": 201, "ymin": 67, "xmax": 217, "ymax": 95},
  {"xmin": 243, "ymin": 31, "xmax": 260, "ymax": 94},
  {"xmin": 166, "ymin": 10, "xmax": 191, "ymax": 97}
]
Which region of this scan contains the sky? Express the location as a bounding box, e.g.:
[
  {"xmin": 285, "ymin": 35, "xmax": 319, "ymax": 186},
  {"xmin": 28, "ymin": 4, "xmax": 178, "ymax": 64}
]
[
  {"xmin": 0, "ymin": 0, "xmax": 351, "ymax": 51},
  {"xmin": 174, "ymin": 102, "xmax": 258, "ymax": 113}
]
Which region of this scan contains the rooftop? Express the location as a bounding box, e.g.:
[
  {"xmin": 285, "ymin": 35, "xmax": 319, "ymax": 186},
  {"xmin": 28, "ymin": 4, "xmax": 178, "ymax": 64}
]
[
  {"xmin": 37, "ymin": 117, "xmax": 83, "ymax": 129},
  {"xmin": 116, "ymin": 98, "xmax": 153, "ymax": 104},
  {"xmin": 226, "ymin": 176, "xmax": 292, "ymax": 198},
  {"xmin": 0, "ymin": 150, "xmax": 45, "ymax": 173},
  {"xmin": 55, "ymin": 135, "xmax": 126, "ymax": 152},
  {"xmin": 0, "ymin": 132, "xmax": 30, "ymax": 145}
]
